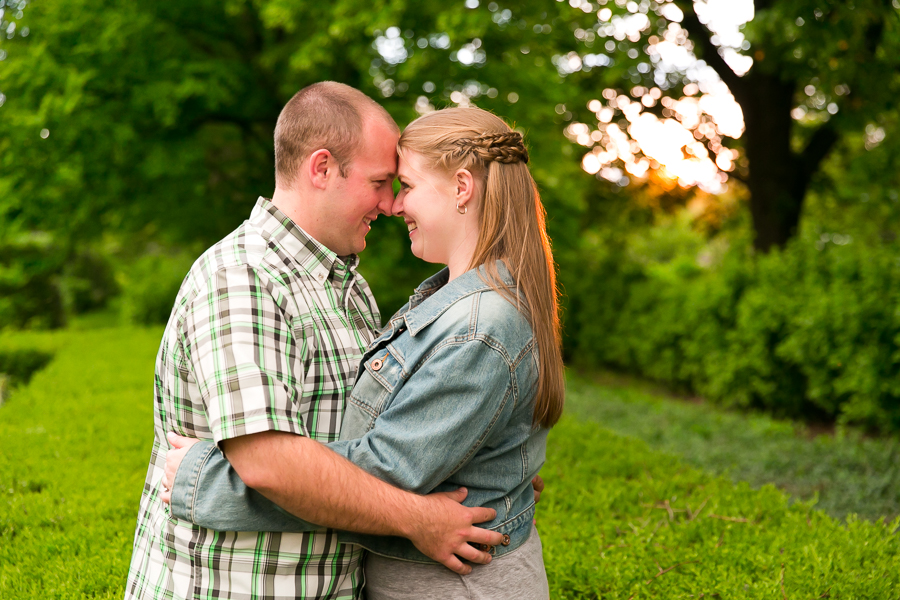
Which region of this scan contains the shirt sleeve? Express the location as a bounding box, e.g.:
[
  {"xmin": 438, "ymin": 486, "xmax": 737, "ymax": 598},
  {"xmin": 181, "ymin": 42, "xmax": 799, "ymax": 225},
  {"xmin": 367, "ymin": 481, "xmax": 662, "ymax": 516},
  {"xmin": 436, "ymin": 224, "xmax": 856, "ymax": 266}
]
[
  {"xmin": 328, "ymin": 339, "xmax": 515, "ymax": 494},
  {"xmin": 182, "ymin": 265, "xmax": 308, "ymax": 444}
]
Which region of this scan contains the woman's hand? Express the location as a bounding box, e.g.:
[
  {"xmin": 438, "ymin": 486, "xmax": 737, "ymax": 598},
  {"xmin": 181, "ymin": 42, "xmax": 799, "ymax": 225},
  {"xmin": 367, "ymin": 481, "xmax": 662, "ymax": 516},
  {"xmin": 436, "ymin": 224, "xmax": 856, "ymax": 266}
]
[{"xmin": 160, "ymin": 432, "xmax": 200, "ymax": 505}]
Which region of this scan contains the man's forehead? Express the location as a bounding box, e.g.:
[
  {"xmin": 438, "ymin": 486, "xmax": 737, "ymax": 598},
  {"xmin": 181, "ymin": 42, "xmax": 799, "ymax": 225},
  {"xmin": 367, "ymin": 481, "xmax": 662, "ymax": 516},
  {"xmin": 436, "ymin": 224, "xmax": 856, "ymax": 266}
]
[{"xmin": 371, "ymin": 168, "xmax": 397, "ymax": 180}]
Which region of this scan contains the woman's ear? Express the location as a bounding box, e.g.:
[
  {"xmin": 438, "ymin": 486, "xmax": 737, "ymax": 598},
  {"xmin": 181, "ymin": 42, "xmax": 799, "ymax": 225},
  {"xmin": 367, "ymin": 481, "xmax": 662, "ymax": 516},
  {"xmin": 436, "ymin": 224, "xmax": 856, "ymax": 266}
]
[{"xmin": 455, "ymin": 169, "xmax": 476, "ymax": 209}]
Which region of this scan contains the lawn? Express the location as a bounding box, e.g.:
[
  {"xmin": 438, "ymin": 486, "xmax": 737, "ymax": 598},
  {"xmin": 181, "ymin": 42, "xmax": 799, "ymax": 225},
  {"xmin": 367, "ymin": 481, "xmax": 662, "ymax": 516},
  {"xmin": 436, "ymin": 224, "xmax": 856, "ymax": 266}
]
[
  {"xmin": 1, "ymin": 328, "xmax": 898, "ymax": 598},
  {"xmin": 566, "ymin": 372, "xmax": 900, "ymax": 523}
]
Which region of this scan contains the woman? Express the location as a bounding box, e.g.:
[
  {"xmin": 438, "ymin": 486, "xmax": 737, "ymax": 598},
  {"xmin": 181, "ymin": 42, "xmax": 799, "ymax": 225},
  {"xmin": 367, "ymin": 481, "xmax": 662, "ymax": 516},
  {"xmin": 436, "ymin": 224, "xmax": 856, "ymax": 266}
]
[{"xmin": 164, "ymin": 106, "xmax": 564, "ymax": 598}]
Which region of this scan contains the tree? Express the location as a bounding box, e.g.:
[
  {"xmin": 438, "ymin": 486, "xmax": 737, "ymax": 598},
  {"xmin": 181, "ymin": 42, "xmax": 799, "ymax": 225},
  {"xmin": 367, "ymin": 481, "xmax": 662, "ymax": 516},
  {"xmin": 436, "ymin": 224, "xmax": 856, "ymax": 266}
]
[
  {"xmin": 2, "ymin": 0, "xmax": 898, "ymax": 291},
  {"xmin": 540, "ymin": 0, "xmax": 900, "ymax": 251}
]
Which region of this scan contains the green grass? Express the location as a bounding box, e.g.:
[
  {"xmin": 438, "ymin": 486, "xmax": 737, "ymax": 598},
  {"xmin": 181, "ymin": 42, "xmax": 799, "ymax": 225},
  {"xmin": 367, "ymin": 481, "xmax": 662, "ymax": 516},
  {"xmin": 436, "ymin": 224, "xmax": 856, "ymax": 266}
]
[
  {"xmin": 1, "ymin": 328, "xmax": 898, "ymax": 598},
  {"xmin": 539, "ymin": 418, "xmax": 899, "ymax": 599},
  {"xmin": 566, "ymin": 372, "xmax": 900, "ymax": 523},
  {"xmin": 0, "ymin": 327, "xmax": 160, "ymax": 599}
]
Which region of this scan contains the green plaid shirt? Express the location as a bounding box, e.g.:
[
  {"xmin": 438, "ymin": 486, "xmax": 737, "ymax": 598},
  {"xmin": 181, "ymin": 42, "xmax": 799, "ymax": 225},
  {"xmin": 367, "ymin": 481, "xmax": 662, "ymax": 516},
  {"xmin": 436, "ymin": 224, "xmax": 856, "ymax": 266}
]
[{"xmin": 126, "ymin": 197, "xmax": 380, "ymax": 600}]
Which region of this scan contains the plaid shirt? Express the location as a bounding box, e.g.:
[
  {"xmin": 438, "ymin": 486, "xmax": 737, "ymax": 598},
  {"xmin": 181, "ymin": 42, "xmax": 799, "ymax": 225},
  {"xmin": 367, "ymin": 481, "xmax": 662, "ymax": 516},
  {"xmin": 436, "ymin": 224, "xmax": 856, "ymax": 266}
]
[{"xmin": 126, "ymin": 197, "xmax": 380, "ymax": 600}]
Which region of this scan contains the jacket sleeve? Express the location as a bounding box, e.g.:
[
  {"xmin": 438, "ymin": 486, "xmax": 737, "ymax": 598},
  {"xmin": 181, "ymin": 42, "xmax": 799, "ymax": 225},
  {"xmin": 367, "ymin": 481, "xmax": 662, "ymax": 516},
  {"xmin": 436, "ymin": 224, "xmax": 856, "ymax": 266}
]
[
  {"xmin": 329, "ymin": 339, "xmax": 515, "ymax": 494},
  {"xmin": 169, "ymin": 440, "xmax": 321, "ymax": 532}
]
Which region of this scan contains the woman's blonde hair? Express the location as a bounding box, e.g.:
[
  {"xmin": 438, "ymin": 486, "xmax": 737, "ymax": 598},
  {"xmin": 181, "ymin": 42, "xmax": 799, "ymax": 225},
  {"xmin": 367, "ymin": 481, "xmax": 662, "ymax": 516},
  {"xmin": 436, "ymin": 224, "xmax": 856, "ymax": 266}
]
[{"xmin": 399, "ymin": 107, "xmax": 564, "ymax": 428}]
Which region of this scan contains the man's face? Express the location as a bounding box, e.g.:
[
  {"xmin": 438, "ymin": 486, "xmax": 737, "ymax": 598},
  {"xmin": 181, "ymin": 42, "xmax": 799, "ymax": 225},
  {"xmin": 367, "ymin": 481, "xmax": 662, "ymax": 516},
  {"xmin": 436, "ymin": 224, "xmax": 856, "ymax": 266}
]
[{"xmin": 327, "ymin": 117, "xmax": 399, "ymax": 255}]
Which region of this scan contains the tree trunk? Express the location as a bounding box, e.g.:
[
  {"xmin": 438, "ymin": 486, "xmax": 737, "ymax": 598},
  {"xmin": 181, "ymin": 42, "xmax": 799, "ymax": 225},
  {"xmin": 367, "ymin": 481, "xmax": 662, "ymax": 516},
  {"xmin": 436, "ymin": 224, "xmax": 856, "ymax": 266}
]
[{"xmin": 740, "ymin": 73, "xmax": 805, "ymax": 252}]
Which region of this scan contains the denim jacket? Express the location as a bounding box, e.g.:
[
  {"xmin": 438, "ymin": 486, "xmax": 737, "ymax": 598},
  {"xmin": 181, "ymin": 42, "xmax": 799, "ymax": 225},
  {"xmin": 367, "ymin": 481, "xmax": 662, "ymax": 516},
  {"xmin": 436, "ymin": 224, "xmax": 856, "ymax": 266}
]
[{"xmin": 170, "ymin": 263, "xmax": 547, "ymax": 562}]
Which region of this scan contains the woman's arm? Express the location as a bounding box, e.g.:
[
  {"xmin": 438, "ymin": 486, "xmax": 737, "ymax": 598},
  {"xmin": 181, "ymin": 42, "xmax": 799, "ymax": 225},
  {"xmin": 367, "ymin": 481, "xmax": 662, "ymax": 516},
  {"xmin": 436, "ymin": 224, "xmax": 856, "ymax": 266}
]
[
  {"xmin": 165, "ymin": 341, "xmax": 517, "ymax": 529},
  {"xmin": 331, "ymin": 339, "xmax": 515, "ymax": 494},
  {"xmin": 166, "ymin": 438, "xmax": 321, "ymax": 532}
]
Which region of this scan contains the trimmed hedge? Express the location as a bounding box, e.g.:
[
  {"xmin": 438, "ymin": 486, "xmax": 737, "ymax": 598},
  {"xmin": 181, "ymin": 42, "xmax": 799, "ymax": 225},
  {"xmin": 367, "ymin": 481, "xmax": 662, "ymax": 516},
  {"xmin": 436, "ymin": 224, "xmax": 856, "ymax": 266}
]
[
  {"xmin": 1, "ymin": 328, "xmax": 898, "ymax": 598},
  {"xmin": 564, "ymin": 229, "xmax": 900, "ymax": 433}
]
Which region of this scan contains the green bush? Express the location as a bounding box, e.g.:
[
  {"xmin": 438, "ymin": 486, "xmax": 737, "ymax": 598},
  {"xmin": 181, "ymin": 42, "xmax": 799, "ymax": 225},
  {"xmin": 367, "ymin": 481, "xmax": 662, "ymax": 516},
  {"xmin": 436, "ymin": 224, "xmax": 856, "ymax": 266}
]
[
  {"xmin": 563, "ymin": 221, "xmax": 900, "ymax": 433},
  {"xmin": 117, "ymin": 250, "xmax": 196, "ymax": 325},
  {"xmin": 0, "ymin": 237, "xmax": 66, "ymax": 330},
  {"xmin": 0, "ymin": 348, "xmax": 54, "ymax": 388},
  {"xmin": 1, "ymin": 327, "xmax": 897, "ymax": 598},
  {"xmin": 60, "ymin": 249, "xmax": 120, "ymax": 315}
]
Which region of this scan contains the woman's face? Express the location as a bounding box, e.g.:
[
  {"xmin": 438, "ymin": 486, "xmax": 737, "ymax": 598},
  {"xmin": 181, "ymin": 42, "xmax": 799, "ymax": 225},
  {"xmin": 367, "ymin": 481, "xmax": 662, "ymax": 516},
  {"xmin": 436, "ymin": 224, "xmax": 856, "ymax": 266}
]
[{"xmin": 393, "ymin": 150, "xmax": 469, "ymax": 266}]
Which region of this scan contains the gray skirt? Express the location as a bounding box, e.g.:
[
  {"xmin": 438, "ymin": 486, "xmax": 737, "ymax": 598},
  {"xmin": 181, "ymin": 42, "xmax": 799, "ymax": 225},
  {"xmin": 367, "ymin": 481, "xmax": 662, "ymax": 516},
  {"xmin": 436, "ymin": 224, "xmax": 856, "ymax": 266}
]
[{"xmin": 363, "ymin": 525, "xmax": 549, "ymax": 600}]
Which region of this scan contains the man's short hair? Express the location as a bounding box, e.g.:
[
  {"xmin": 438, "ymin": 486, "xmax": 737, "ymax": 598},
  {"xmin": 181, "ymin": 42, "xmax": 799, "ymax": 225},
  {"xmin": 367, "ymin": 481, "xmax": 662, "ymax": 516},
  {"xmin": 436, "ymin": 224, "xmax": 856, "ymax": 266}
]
[{"xmin": 274, "ymin": 81, "xmax": 398, "ymax": 187}]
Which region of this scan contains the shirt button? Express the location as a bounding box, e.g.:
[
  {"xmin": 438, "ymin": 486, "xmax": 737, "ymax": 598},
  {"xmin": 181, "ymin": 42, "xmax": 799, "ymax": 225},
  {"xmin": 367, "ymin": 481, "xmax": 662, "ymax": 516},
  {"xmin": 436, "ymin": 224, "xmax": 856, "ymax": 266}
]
[{"xmin": 316, "ymin": 272, "xmax": 325, "ymax": 281}]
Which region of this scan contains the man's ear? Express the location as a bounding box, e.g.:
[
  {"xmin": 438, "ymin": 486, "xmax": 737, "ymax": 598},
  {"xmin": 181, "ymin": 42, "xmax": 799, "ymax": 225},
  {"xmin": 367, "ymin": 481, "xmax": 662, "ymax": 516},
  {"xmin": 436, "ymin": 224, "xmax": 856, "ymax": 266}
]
[
  {"xmin": 455, "ymin": 169, "xmax": 476, "ymax": 209},
  {"xmin": 307, "ymin": 149, "xmax": 334, "ymax": 190}
]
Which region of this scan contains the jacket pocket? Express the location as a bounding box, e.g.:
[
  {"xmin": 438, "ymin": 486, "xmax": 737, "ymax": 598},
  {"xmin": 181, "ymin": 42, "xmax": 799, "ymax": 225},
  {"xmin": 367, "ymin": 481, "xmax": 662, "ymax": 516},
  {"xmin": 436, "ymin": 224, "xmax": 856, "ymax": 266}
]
[{"xmin": 341, "ymin": 349, "xmax": 401, "ymax": 437}]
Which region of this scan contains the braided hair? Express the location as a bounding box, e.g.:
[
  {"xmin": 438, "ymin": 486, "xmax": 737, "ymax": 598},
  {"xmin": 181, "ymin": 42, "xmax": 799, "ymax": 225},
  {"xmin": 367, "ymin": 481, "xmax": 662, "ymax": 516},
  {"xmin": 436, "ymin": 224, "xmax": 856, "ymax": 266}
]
[{"xmin": 450, "ymin": 132, "xmax": 530, "ymax": 165}]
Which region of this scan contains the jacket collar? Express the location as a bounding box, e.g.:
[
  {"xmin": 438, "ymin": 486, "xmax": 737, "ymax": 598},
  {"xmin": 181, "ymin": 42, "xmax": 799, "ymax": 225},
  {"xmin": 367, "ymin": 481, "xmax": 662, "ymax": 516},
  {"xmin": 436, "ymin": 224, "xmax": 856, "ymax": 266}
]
[{"xmin": 403, "ymin": 261, "xmax": 516, "ymax": 336}]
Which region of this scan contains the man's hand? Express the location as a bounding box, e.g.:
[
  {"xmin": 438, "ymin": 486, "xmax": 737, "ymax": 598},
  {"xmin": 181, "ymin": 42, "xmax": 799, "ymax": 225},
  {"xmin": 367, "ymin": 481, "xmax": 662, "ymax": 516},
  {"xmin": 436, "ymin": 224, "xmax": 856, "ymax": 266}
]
[
  {"xmin": 162, "ymin": 431, "xmax": 505, "ymax": 575},
  {"xmin": 532, "ymin": 475, "xmax": 544, "ymax": 504},
  {"xmin": 404, "ymin": 487, "xmax": 505, "ymax": 575},
  {"xmin": 160, "ymin": 432, "xmax": 200, "ymax": 505}
]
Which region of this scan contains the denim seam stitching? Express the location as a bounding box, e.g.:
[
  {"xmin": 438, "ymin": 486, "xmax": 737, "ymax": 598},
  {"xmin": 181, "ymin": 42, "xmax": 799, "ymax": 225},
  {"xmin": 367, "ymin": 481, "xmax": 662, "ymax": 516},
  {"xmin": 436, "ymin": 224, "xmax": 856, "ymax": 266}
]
[
  {"xmin": 489, "ymin": 501, "xmax": 536, "ymax": 531},
  {"xmin": 469, "ymin": 292, "xmax": 480, "ymax": 337},
  {"xmin": 472, "ymin": 332, "xmax": 514, "ymax": 364},
  {"xmin": 348, "ymin": 395, "xmax": 380, "ymax": 421},
  {"xmin": 509, "ymin": 338, "xmax": 536, "ymax": 369},
  {"xmin": 406, "ymin": 287, "xmax": 491, "ymax": 335},
  {"xmin": 413, "ymin": 337, "xmax": 468, "ymax": 370}
]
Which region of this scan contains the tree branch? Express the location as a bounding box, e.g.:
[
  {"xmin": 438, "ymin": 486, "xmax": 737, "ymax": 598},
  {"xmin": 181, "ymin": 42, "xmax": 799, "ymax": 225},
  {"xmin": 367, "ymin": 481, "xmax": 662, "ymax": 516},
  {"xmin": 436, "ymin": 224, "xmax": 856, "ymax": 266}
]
[
  {"xmin": 799, "ymin": 124, "xmax": 839, "ymax": 186},
  {"xmin": 674, "ymin": 2, "xmax": 748, "ymax": 102}
]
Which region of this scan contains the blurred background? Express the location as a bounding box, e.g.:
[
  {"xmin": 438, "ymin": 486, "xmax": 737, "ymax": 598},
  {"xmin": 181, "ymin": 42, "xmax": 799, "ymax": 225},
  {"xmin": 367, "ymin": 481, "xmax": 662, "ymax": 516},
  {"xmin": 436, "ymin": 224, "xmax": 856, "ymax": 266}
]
[{"xmin": 2, "ymin": 0, "xmax": 900, "ymax": 433}]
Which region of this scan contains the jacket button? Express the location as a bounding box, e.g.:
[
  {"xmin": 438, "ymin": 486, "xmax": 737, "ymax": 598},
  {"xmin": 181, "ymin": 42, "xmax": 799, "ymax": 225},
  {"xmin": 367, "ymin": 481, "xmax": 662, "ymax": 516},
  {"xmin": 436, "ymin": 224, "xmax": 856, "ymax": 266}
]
[
  {"xmin": 370, "ymin": 358, "xmax": 383, "ymax": 371},
  {"xmin": 501, "ymin": 534, "xmax": 511, "ymax": 546}
]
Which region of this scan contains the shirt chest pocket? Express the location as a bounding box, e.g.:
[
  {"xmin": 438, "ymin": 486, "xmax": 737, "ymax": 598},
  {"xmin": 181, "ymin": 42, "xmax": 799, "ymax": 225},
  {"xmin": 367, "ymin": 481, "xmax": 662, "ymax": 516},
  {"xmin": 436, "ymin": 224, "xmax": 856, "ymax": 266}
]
[{"xmin": 340, "ymin": 349, "xmax": 403, "ymax": 439}]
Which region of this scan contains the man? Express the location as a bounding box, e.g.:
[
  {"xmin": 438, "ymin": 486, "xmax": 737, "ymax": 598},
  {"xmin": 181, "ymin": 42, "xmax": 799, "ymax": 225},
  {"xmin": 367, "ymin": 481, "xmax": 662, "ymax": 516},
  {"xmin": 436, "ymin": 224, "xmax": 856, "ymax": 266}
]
[{"xmin": 125, "ymin": 82, "xmax": 504, "ymax": 600}]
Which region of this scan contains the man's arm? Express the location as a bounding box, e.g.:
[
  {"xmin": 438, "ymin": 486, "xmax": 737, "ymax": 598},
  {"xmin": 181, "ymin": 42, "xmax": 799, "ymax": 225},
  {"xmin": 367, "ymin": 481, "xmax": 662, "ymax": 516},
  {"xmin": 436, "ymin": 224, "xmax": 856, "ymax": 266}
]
[
  {"xmin": 224, "ymin": 431, "xmax": 503, "ymax": 574},
  {"xmin": 175, "ymin": 266, "xmax": 502, "ymax": 573}
]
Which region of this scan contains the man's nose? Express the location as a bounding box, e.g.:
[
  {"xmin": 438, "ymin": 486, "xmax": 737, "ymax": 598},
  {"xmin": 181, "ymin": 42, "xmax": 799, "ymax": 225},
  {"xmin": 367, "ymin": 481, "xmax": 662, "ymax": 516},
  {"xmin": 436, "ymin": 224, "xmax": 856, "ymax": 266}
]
[{"xmin": 377, "ymin": 187, "xmax": 395, "ymax": 216}]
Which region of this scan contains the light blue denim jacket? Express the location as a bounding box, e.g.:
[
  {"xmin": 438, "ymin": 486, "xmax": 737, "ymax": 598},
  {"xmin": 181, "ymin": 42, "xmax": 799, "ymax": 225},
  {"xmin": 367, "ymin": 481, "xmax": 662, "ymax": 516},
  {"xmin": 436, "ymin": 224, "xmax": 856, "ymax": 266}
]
[{"xmin": 170, "ymin": 263, "xmax": 547, "ymax": 562}]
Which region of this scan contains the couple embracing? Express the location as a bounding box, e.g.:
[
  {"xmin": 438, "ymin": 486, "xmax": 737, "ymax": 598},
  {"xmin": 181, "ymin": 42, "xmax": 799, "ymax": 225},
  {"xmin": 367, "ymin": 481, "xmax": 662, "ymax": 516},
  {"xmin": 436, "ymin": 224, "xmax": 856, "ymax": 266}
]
[{"xmin": 125, "ymin": 81, "xmax": 564, "ymax": 600}]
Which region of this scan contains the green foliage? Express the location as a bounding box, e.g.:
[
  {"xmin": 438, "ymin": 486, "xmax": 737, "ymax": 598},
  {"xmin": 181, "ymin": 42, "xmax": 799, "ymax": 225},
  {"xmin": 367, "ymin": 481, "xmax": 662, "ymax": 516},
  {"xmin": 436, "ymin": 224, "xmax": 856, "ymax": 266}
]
[
  {"xmin": 0, "ymin": 236, "xmax": 65, "ymax": 330},
  {"xmin": 1, "ymin": 327, "xmax": 898, "ymax": 599},
  {"xmin": 565, "ymin": 216, "xmax": 900, "ymax": 433},
  {"xmin": 0, "ymin": 348, "xmax": 53, "ymax": 389},
  {"xmin": 116, "ymin": 250, "xmax": 196, "ymax": 326},
  {"xmin": 565, "ymin": 372, "xmax": 900, "ymax": 523},
  {"xmin": 60, "ymin": 249, "xmax": 119, "ymax": 315}
]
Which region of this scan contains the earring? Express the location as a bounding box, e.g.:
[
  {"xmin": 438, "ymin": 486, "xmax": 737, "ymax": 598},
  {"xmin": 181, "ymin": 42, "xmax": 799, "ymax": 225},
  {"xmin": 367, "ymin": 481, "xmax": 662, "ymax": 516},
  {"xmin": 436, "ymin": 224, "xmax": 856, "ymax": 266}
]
[{"xmin": 457, "ymin": 202, "xmax": 467, "ymax": 215}]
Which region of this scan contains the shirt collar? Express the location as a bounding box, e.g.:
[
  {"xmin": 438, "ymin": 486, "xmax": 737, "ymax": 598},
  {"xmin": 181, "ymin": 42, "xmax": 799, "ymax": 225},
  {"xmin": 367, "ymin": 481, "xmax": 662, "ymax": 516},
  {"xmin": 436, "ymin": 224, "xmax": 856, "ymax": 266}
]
[
  {"xmin": 249, "ymin": 197, "xmax": 358, "ymax": 279},
  {"xmin": 403, "ymin": 261, "xmax": 516, "ymax": 336}
]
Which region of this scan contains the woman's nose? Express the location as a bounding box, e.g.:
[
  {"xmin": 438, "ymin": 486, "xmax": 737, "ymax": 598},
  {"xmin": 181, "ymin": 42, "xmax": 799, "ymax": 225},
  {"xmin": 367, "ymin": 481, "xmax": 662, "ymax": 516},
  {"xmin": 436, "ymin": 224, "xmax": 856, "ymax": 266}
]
[{"xmin": 391, "ymin": 194, "xmax": 405, "ymax": 216}]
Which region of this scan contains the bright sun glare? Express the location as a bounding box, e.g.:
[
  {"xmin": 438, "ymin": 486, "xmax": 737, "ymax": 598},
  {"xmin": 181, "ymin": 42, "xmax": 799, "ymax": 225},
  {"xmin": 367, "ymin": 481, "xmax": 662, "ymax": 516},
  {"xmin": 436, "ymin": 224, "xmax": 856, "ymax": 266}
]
[{"xmin": 570, "ymin": 0, "xmax": 754, "ymax": 193}]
